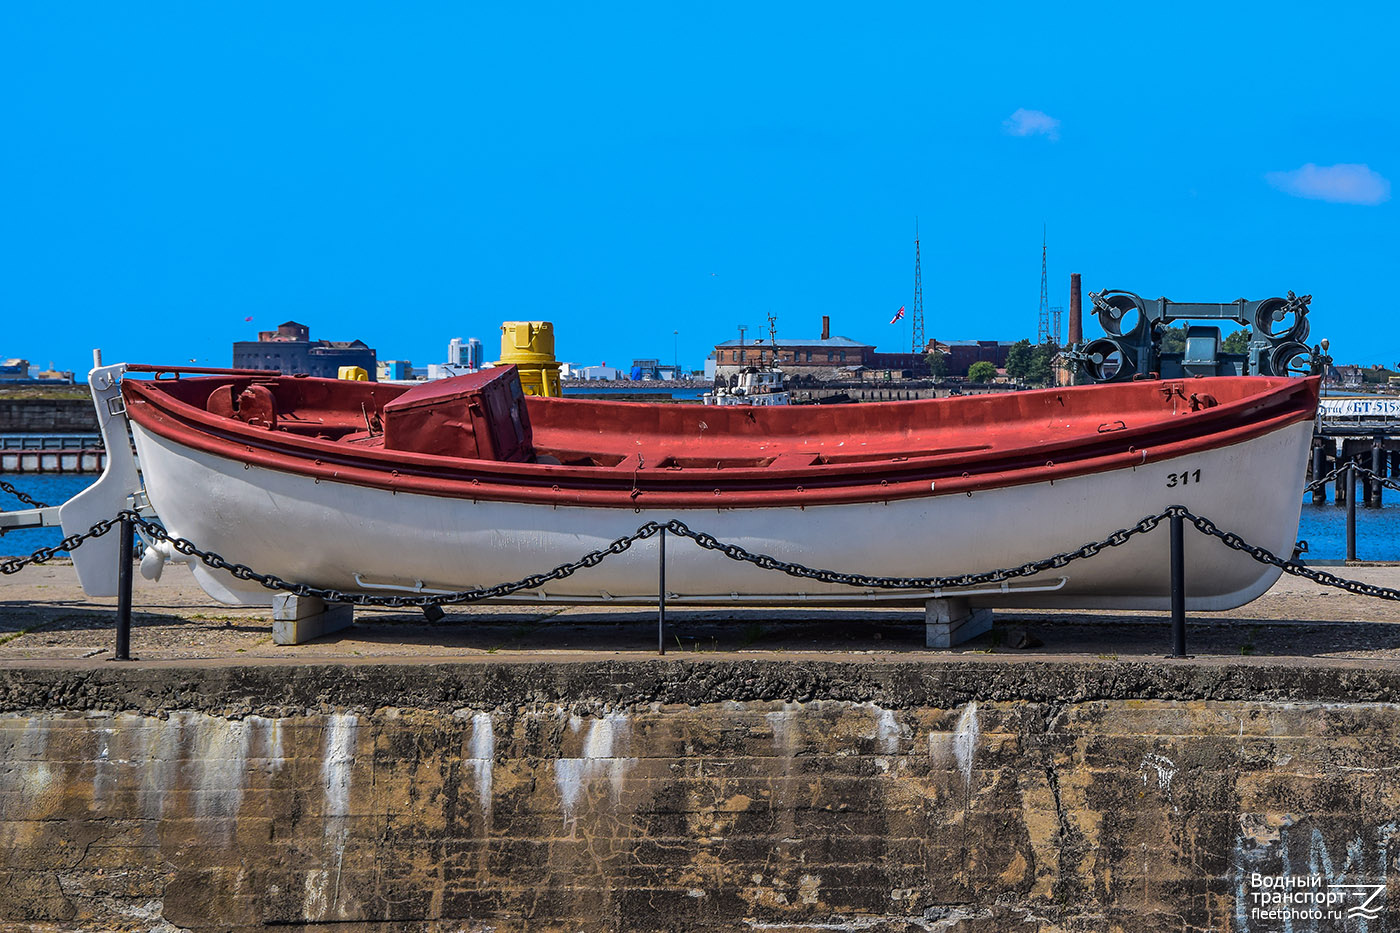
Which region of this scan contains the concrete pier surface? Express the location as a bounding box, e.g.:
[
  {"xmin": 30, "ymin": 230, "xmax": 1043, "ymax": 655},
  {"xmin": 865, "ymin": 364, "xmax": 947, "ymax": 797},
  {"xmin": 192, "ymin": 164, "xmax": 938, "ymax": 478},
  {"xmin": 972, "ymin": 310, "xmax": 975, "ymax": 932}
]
[
  {"xmin": 4, "ymin": 561, "xmax": 1400, "ymax": 664},
  {"xmin": 5, "ymin": 564, "xmax": 1400, "ymax": 932}
]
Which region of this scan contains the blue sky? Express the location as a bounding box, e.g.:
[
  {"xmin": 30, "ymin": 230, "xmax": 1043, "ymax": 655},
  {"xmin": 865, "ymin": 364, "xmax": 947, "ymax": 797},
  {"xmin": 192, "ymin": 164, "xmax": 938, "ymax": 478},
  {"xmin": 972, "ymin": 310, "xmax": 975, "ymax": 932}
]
[{"xmin": 4, "ymin": 2, "xmax": 1398, "ymax": 375}]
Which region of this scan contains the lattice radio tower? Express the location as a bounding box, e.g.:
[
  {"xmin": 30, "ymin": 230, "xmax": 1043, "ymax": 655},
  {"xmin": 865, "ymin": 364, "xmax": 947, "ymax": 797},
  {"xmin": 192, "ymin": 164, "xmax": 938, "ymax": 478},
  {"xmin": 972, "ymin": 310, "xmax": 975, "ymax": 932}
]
[
  {"xmin": 1037, "ymin": 224, "xmax": 1051, "ymax": 345},
  {"xmin": 911, "ymin": 220, "xmax": 925, "ymax": 354}
]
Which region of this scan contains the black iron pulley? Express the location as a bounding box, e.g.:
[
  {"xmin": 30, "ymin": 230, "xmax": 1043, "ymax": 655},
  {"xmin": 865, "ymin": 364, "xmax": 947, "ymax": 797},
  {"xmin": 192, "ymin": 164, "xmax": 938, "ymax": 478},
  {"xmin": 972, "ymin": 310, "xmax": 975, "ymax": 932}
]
[
  {"xmin": 1266, "ymin": 340, "xmax": 1313, "ymax": 376},
  {"xmin": 1253, "ymin": 296, "xmax": 1310, "ymax": 343},
  {"xmin": 1093, "ymin": 291, "xmax": 1148, "ymax": 339},
  {"xmin": 1082, "ymin": 337, "xmax": 1135, "ymax": 382}
]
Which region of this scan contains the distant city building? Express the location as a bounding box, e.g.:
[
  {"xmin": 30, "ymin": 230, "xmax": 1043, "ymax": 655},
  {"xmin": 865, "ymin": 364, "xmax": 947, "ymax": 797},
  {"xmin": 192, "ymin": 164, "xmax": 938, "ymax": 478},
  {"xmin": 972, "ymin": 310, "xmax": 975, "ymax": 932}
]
[
  {"xmin": 711, "ymin": 316, "xmax": 1017, "ymax": 381},
  {"xmin": 447, "ymin": 337, "xmax": 484, "ymax": 370},
  {"xmin": 630, "ymin": 359, "xmax": 661, "ymax": 380},
  {"xmin": 928, "ymin": 339, "xmax": 1016, "ymax": 377},
  {"xmin": 1332, "ymin": 365, "xmax": 1364, "ymax": 388},
  {"xmin": 0, "ymin": 359, "xmax": 74, "ymax": 384},
  {"xmin": 233, "ymin": 321, "xmax": 377, "ymax": 380},
  {"xmin": 0, "ymin": 359, "xmax": 31, "ymax": 382},
  {"xmin": 576, "ymin": 365, "xmax": 623, "ymax": 380},
  {"xmin": 33, "ymin": 366, "xmax": 75, "ymax": 383},
  {"xmin": 712, "ymin": 317, "xmax": 876, "ymax": 382},
  {"xmin": 427, "ymin": 336, "xmax": 489, "ymax": 381},
  {"xmin": 377, "ymin": 360, "xmax": 414, "ymax": 381}
]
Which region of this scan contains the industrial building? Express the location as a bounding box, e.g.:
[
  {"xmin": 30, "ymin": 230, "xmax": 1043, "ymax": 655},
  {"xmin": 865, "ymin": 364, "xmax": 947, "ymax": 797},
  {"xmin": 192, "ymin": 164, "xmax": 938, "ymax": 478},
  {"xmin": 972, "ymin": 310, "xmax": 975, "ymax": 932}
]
[
  {"xmin": 233, "ymin": 322, "xmax": 377, "ymax": 380},
  {"xmin": 711, "ymin": 317, "xmax": 873, "ymax": 382},
  {"xmin": 711, "ymin": 316, "xmax": 1014, "ymax": 381}
]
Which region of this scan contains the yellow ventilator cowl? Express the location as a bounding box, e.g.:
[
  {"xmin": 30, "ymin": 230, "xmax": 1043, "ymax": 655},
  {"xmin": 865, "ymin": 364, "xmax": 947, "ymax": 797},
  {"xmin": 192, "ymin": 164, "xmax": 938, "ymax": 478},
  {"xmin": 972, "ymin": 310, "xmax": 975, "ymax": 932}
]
[
  {"xmin": 498, "ymin": 321, "xmax": 561, "ymax": 397},
  {"xmin": 499, "ymin": 321, "xmax": 557, "ymax": 364},
  {"xmin": 338, "ymin": 366, "xmax": 369, "ymax": 381}
]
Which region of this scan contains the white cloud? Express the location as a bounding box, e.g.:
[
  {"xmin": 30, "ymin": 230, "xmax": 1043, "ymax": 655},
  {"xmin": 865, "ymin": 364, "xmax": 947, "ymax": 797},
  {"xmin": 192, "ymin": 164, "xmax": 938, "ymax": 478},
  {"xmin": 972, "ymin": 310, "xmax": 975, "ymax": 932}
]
[
  {"xmin": 1002, "ymin": 108, "xmax": 1060, "ymax": 141},
  {"xmin": 1265, "ymin": 163, "xmax": 1391, "ymax": 205}
]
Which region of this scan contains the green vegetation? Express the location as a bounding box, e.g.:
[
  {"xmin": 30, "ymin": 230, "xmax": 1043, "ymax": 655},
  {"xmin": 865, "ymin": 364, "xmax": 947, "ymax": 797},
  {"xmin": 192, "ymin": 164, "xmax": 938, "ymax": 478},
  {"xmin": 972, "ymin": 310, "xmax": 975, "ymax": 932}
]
[
  {"xmin": 925, "ymin": 348, "xmax": 948, "ymax": 378},
  {"xmin": 1004, "ymin": 340, "xmax": 1033, "ymax": 380},
  {"xmin": 1003, "ymin": 339, "xmax": 1057, "ymax": 386},
  {"xmin": 1161, "ymin": 326, "xmax": 1187, "ymax": 354},
  {"xmin": 1162, "ymin": 326, "xmax": 1251, "ymax": 356},
  {"xmin": 1221, "ymin": 328, "xmax": 1250, "ymax": 354},
  {"xmin": 967, "ymin": 360, "xmax": 998, "ymax": 383},
  {"xmin": 1363, "ymin": 366, "xmax": 1399, "ymax": 384},
  {"xmin": 0, "ymin": 385, "xmax": 90, "ymax": 400}
]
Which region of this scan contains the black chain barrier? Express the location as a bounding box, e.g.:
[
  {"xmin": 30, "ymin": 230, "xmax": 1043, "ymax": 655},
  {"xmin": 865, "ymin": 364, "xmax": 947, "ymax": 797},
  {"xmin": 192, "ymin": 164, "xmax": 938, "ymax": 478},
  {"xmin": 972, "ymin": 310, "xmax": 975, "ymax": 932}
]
[
  {"xmin": 7, "ymin": 503, "xmax": 1400, "ymax": 606},
  {"xmin": 0, "ymin": 479, "xmax": 48, "ymax": 509},
  {"xmin": 1305, "ymin": 462, "xmax": 1400, "ymax": 495},
  {"xmin": 1355, "ymin": 464, "xmax": 1400, "ymax": 494},
  {"xmin": 1304, "ymin": 465, "xmax": 1346, "ymax": 493}
]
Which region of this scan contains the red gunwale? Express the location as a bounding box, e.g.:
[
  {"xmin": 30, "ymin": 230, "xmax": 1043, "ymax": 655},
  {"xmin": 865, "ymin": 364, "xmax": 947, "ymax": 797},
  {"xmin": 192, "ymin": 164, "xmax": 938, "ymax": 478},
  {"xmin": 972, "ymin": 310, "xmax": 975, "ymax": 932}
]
[{"xmin": 121, "ymin": 372, "xmax": 1320, "ymax": 509}]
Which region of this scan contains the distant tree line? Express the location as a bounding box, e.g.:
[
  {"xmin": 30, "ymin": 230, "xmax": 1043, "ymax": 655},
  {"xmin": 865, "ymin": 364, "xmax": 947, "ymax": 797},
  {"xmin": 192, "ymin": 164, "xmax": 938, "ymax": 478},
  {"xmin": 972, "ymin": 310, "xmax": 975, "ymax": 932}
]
[
  {"xmin": 1160, "ymin": 325, "xmax": 1251, "ymax": 355},
  {"xmin": 1004, "ymin": 340, "xmax": 1057, "ymax": 385}
]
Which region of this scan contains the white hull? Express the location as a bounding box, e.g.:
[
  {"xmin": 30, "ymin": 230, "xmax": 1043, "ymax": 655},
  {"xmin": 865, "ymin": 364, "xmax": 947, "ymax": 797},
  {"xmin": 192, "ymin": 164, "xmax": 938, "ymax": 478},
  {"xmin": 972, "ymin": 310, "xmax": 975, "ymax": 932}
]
[{"xmin": 130, "ymin": 417, "xmax": 1314, "ymax": 611}]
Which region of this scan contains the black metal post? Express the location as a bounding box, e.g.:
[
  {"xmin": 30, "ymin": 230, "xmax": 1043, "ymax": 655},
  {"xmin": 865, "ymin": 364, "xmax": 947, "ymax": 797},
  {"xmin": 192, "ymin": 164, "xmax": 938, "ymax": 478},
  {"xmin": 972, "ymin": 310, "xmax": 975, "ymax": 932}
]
[
  {"xmin": 1335, "ymin": 461, "xmax": 1347, "ymax": 507},
  {"xmin": 114, "ymin": 516, "xmax": 133, "ymax": 661},
  {"xmin": 1169, "ymin": 513, "xmax": 1187, "ymax": 658},
  {"xmin": 1311, "ymin": 444, "xmax": 1326, "ymax": 505},
  {"xmin": 657, "ymin": 526, "xmax": 667, "ymax": 656},
  {"xmin": 1372, "ymin": 441, "xmax": 1384, "ymax": 507},
  {"xmin": 1346, "ymin": 461, "xmax": 1358, "ymax": 562}
]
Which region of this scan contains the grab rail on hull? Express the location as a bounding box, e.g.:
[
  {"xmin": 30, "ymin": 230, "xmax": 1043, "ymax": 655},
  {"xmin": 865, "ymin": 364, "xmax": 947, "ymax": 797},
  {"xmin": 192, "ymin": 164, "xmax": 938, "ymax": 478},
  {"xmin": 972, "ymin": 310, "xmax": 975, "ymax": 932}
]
[{"xmin": 346, "ymin": 573, "xmax": 1071, "ymax": 602}]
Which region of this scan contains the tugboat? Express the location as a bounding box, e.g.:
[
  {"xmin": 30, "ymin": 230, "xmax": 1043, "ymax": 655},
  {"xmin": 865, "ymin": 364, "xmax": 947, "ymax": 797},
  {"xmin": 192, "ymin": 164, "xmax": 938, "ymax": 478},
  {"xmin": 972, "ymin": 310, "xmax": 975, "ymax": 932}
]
[
  {"xmin": 703, "ymin": 312, "xmax": 791, "ymax": 406},
  {"xmin": 702, "ymin": 366, "xmax": 790, "ymax": 406}
]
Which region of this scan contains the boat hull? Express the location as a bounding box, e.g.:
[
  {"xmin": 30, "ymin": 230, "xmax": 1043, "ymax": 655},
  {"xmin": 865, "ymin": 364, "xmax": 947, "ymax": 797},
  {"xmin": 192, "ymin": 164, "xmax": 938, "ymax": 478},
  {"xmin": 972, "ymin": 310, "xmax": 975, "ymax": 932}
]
[{"xmin": 130, "ymin": 416, "xmax": 1314, "ymax": 611}]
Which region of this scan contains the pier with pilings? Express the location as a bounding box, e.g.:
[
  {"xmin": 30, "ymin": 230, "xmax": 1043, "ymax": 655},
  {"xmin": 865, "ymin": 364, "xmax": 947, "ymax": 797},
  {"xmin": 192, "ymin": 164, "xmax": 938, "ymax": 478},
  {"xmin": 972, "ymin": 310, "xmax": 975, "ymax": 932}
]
[
  {"xmin": 1309, "ymin": 397, "xmax": 1400, "ymax": 507},
  {"xmin": 0, "ymin": 434, "xmax": 106, "ymax": 473}
]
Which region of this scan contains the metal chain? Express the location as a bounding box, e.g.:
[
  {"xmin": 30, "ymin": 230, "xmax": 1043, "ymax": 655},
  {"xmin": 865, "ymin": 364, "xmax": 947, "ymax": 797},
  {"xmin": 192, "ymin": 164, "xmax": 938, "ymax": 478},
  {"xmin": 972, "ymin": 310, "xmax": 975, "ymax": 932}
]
[
  {"xmin": 659, "ymin": 515, "xmax": 1165, "ymax": 591},
  {"xmin": 1311, "ymin": 463, "xmax": 1400, "ymax": 494},
  {"xmin": 9, "ymin": 504, "xmax": 1400, "ymax": 607},
  {"xmin": 1355, "ymin": 464, "xmax": 1400, "ymax": 494},
  {"xmin": 119, "ymin": 511, "xmax": 667, "ymax": 608},
  {"xmin": 2, "ymin": 508, "xmax": 1168, "ymax": 603},
  {"xmin": 1175, "ymin": 506, "xmax": 1400, "ymax": 602},
  {"xmin": 0, "ymin": 479, "xmax": 48, "ymax": 509},
  {"xmin": 0, "ymin": 516, "xmax": 120, "ymax": 575},
  {"xmin": 1303, "ymin": 465, "xmax": 1345, "ymax": 493}
]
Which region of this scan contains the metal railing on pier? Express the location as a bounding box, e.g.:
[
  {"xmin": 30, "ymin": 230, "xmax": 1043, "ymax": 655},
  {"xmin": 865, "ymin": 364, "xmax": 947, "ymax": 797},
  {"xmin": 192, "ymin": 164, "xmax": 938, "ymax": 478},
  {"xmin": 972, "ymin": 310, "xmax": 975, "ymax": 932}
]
[{"xmin": 0, "ymin": 434, "xmax": 107, "ymax": 474}]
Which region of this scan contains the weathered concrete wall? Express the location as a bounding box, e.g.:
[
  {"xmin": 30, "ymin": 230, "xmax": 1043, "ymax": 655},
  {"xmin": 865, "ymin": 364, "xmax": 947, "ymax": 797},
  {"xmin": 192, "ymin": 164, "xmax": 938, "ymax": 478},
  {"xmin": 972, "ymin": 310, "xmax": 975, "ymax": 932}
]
[
  {"xmin": 0, "ymin": 398, "xmax": 98, "ymax": 433},
  {"xmin": 0, "ymin": 659, "xmax": 1396, "ymax": 933}
]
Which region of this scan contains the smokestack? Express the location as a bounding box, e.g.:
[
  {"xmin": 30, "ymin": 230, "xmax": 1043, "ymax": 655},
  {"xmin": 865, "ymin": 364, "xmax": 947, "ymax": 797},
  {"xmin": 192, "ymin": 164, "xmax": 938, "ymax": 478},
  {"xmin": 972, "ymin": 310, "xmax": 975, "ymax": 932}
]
[
  {"xmin": 821, "ymin": 315, "xmax": 830, "ymax": 340},
  {"xmin": 1068, "ymin": 273, "xmax": 1083, "ymax": 345}
]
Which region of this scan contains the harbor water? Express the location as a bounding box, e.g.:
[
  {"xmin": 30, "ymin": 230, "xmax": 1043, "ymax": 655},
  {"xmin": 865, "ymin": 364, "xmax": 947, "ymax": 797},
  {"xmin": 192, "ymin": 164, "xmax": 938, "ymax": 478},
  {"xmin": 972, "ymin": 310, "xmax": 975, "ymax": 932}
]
[{"xmin": 4, "ymin": 472, "xmax": 1397, "ymax": 563}]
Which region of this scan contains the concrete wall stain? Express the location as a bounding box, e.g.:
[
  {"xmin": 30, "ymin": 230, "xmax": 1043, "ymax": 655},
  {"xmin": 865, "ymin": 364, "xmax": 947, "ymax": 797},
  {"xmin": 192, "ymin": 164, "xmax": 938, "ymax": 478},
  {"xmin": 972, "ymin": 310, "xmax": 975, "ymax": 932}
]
[{"xmin": 1, "ymin": 662, "xmax": 1399, "ymax": 931}]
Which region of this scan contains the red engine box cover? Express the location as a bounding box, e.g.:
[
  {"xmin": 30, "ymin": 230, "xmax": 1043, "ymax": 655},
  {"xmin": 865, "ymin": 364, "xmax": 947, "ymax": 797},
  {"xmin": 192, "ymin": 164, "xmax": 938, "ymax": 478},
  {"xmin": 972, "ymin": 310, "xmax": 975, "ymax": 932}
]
[{"xmin": 382, "ymin": 366, "xmax": 533, "ymax": 462}]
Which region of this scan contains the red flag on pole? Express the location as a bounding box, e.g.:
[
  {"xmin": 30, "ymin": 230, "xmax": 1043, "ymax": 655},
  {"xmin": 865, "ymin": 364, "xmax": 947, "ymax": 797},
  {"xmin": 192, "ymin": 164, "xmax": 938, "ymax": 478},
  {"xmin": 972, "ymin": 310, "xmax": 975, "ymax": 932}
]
[{"xmin": 889, "ymin": 306, "xmax": 905, "ymax": 324}]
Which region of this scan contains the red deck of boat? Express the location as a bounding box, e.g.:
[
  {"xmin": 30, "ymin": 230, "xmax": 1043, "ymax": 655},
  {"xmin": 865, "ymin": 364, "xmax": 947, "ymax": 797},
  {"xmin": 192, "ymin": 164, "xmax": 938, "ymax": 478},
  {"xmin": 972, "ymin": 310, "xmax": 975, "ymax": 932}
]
[{"xmin": 121, "ymin": 371, "xmax": 1321, "ymax": 509}]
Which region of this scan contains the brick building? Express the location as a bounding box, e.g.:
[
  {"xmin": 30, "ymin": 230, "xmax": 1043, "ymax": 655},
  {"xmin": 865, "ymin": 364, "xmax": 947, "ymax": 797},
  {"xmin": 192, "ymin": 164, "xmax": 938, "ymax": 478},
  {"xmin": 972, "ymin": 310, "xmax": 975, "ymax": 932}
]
[
  {"xmin": 932, "ymin": 339, "xmax": 1015, "ymax": 376},
  {"xmin": 712, "ymin": 317, "xmax": 875, "ymax": 382},
  {"xmin": 233, "ymin": 321, "xmax": 378, "ymax": 380},
  {"xmin": 711, "ymin": 315, "xmax": 1017, "ymax": 381}
]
